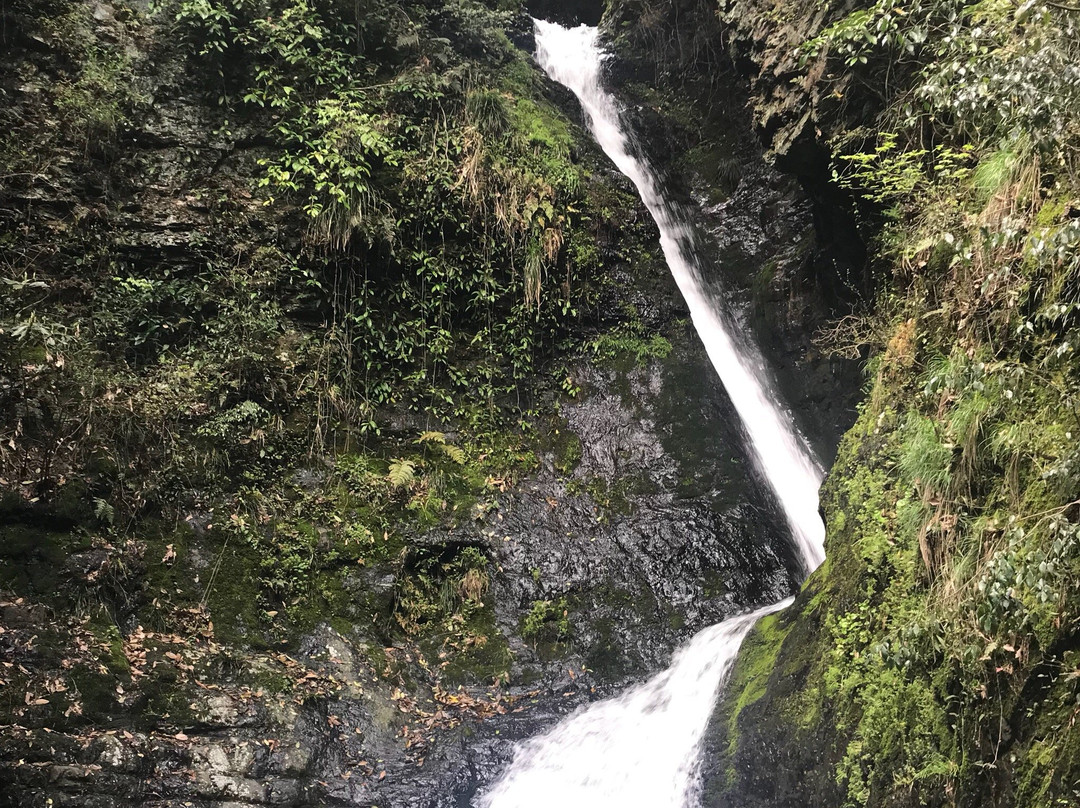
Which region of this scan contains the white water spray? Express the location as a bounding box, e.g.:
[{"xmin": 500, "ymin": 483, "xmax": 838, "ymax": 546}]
[
  {"xmin": 476, "ymin": 21, "xmax": 829, "ymax": 808},
  {"xmin": 477, "ymin": 599, "xmax": 791, "ymax": 808},
  {"xmin": 533, "ymin": 20, "xmax": 824, "ymax": 573}
]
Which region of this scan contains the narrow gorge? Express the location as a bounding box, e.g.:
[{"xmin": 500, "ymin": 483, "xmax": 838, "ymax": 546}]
[
  {"xmin": 480, "ymin": 18, "xmax": 824, "ymax": 804},
  {"xmin": 2, "ymin": 1, "xmax": 1079, "ymax": 808}
]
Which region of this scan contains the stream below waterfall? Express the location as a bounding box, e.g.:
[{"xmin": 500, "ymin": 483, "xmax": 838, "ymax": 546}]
[{"xmin": 475, "ymin": 20, "xmax": 828, "ymax": 808}]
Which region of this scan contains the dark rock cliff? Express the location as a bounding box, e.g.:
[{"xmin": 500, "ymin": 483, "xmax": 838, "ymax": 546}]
[
  {"xmin": 526, "ymin": 0, "xmax": 604, "ymax": 26},
  {"xmin": 600, "ymin": 0, "xmax": 864, "ymax": 464},
  {"xmin": 0, "ymin": 0, "xmax": 834, "ymax": 804}
]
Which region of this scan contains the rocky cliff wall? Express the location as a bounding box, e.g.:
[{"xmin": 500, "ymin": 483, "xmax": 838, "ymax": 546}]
[{"xmin": 0, "ymin": 1, "xmax": 823, "ymax": 804}]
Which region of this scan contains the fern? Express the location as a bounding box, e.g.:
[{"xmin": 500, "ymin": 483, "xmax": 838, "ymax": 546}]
[
  {"xmin": 388, "ymin": 458, "xmax": 416, "ymax": 488},
  {"xmin": 417, "ymin": 431, "xmax": 466, "ymax": 464},
  {"xmin": 93, "ymin": 497, "xmax": 115, "ymax": 526},
  {"xmin": 440, "ymin": 443, "xmax": 466, "ymax": 465}
]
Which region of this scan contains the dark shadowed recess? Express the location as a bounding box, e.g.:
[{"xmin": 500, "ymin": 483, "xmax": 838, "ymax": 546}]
[{"xmin": 526, "ymin": 0, "xmax": 604, "ymax": 26}]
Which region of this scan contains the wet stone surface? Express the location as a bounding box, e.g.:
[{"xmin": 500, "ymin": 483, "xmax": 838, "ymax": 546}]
[{"xmin": 0, "ymin": 338, "xmax": 799, "ymax": 808}]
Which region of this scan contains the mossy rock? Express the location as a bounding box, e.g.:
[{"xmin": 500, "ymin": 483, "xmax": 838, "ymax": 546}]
[{"xmin": 0, "ymin": 524, "xmax": 90, "ymax": 598}]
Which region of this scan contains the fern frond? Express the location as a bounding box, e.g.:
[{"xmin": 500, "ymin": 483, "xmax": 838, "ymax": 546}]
[
  {"xmin": 388, "ymin": 458, "xmax": 417, "ymax": 488},
  {"xmin": 440, "ymin": 443, "xmax": 466, "ymax": 465}
]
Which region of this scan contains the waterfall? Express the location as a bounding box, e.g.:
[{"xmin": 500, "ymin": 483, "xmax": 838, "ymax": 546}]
[
  {"xmin": 475, "ymin": 20, "xmax": 828, "ymax": 808},
  {"xmin": 533, "ymin": 20, "xmax": 824, "ymax": 574},
  {"xmin": 475, "ymin": 599, "xmax": 791, "ymax": 808}
]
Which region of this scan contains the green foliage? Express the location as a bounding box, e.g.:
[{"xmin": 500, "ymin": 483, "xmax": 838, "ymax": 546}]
[
  {"xmin": 586, "ymin": 323, "xmax": 672, "ymax": 366},
  {"xmin": 975, "ymin": 517, "xmax": 1080, "ymax": 636},
  {"xmin": 394, "ymin": 544, "xmax": 490, "ymax": 635},
  {"xmin": 154, "ymin": 0, "xmax": 604, "ymax": 442},
  {"xmin": 521, "ymin": 597, "xmax": 570, "ymax": 644},
  {"xmin": 0, "ymin": 0, "xmax": 661, "ymax": 707},
  {"xmin": 0, "ymin": 0, "xmax": 657, "ymax": 530},
  {"xmin": 465, "ymin": 88, "xmax": 510, "ymax": 137},
  {"xmin": 417, "ymin": 431, "xmax": 467, "ymax": 465},
  {"xmin": 52, "ymin": 45, "xmax": 138, "ymax": 145},
  {"xmin": 259, "ymin": 99, "xmax": 394, "ymax": 243},
  {"xmin": 719, "ymin": 612, "xmax": 789, "ymax": 772},
  {"xmin": 971, "ymin": 145, "xmax": 1020, "ymax": 204},
  {"xmin": 801, "ymin": 0, "xmax": 936, "ymax": 67},
  {"xmin": 831, "ymin": 133, "xmax": 973, "ymax": 207},
  {"xmin": 387, "ymin": 458, "xmax": 417, "ymax": 489},
  {"xmin": 690, "ymin": 1, "xmax": 1080, "ymax": 804},
  {"xmin": 899, "ymin": 412, "xmax": 953, "ymax": 492},
  {"xmin": 807, "ymin": 1, "xmax": 1080, "ymax": 159},
  {"xmin": 0, "ymin": 2, "xmax": 144, "ymax": 170},
  {"xmin": 551, "ymin": 428, "xmax": 582, "ymax": 475},
  {"xmin": 782, "ymin": 268, "xmax": 1080, "ymax": 807}
]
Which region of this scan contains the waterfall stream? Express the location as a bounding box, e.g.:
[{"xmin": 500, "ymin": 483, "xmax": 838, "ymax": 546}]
[
  {"xmin": 476, "ymin": 598, "xmax": 791, "ymax": 808},
  {"xmin": 533, "ymin": 20, "xmax": 824, "ymax": 573},
  {"xmin": 476, "ymin": 20, "xmax": 827, "ymax": 808}
]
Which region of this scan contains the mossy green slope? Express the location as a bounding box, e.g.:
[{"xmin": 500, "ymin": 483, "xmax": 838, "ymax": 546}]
[{"xmin": 707, "ymin": 1, "xmax": 1080, "ymax": 806}]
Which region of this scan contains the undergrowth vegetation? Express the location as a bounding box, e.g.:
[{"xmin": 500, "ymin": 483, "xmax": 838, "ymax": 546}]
[
  {"xmin": 0, "ymin": 0, "xmax": 660, "ymax": 719},
  {"xmin": 755, "ymin": 2, "xmax": 1080, "ymax": 806}
]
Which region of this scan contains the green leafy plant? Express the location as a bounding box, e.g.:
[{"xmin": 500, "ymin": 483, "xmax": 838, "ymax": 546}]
[
  {"xmin": 387, "ymin": 458, "xmax": 417, "ymax": 489},
  {"xmin": 521, "ymin": 597, "xmax": 570, "ymax": 645}
]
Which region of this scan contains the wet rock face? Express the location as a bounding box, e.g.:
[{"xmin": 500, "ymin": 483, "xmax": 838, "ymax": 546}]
[
  {"xmin": 382, "ymin": 334, "xmax": 800, "ymax": 803},
  {"xmin": 600, "ymin": 0, "xmax": 869, "ymax": 427},
  {"xmin": 0, "ymin": 161, "xmax": 804, "ymax": 802},
  {"xmin": 471, "ymin": 352, "xmax": 798, "ymax": 680},
  {"xmin": 601, "ymin": 15, "xmax": 863, "ymax": 466},
  {"xmin": 0, "ymin": 343, "xmax": 799, "ymax": 808},
  {"xmin": 706, "ymin": 0, "xmax": 873, "ymax": 302}
]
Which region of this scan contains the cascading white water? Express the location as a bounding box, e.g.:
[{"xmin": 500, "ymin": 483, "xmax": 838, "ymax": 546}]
[
  {"xmin": 533, "ymin": 19, "xmax": 825, "ymax": 573},
  {"xmin": 476, "ymin": 21, "xmax": 829, "ymax": 808},
  {"xmin": 476, "ymin": 599, "xmax": 791, "ymax": 808}
]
